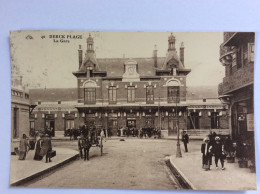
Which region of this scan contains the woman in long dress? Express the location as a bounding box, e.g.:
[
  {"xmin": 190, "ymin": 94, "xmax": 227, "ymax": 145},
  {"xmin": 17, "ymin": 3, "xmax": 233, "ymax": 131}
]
[
  {"xmin": 201, "ymin": 137, "xmax": 213, "ymax": 171},
  {"xmin": 34, "ymin": 134, "xmax": 43, "ymax": 160}
]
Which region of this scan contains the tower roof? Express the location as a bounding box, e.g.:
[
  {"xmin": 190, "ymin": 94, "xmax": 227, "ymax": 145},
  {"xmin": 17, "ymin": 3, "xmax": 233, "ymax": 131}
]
[
  {"xmin": 87, "ymin": 33, "xmax": 93, "ymax": 43},
  {"xmin": 162, "ymin": 48, "xmax": 185, "ymax": 70},
  {"xmin": 168, "ymin": 33, "xmax": 175, "ymax": 41}
]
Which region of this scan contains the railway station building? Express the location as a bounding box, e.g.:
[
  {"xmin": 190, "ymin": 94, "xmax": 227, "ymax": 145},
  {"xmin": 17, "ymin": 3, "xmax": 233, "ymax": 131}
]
[{"xmin": 30, "ymin": 33, "xmax": 229, "ymax": 137}]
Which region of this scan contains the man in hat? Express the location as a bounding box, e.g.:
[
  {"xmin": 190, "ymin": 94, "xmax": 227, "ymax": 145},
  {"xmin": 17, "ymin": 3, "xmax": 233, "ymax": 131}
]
[
  {"xmin": 40, "ymin": 133, "xmax": 52, "ymax": 163},
  {"xmin": 182, "ymin": 130, "xmax": 189, "ymax": 152},
  {"xmin": 213, "ymin": 136, "xmax": 225, "ymax": 170},
  {"xmin": 19, "ymin": 134, "xmax": 30, "ymax": 160}
]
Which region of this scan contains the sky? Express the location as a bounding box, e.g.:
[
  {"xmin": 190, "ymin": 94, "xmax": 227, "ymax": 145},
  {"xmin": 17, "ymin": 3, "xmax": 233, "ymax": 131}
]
[{"xmin": 10, "ymin": 31, "xmax": 224, "ymax": 89}]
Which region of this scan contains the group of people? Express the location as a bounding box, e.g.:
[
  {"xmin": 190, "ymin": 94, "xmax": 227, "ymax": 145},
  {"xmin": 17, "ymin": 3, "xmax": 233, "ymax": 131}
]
[
  {"xmin": 117, "ymin": 126, "xmax": 161, "ymax": 139},
  {"xmin": 180, "ymin": 130, "xmax": 226, "ymax": 171},
  {"xmin": 201, "ymin": 136, "xmax": 226, "ymax": 171},
  {"xmin": 19, "ymin": 133, "xmax": 53, "ymax": 163}
]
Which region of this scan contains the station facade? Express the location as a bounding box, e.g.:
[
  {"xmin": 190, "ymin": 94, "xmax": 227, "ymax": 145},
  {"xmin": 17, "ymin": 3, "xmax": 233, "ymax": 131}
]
[{"xmin": 30, "ymin": 33, "xmax": 228, "ymax": 136}]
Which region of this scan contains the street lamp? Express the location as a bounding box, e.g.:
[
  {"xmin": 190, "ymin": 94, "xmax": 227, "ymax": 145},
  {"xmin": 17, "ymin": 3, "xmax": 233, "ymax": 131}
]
[{"xmin": 176, "ymin": 92, "xmax": 182, "ymax": 158}]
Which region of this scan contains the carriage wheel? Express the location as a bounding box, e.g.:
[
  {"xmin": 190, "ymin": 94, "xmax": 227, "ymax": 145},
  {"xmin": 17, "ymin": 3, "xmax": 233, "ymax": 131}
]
[{"xmin": 100, "ymin": 137, "xmax": 103, "ymax": 156}]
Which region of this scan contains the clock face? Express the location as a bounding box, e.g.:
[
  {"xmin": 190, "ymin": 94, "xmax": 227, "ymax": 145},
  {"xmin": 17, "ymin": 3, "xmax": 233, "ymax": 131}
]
[{"xmin": 128, "ymin": 66, "xmax": 136, "ymax": 75}]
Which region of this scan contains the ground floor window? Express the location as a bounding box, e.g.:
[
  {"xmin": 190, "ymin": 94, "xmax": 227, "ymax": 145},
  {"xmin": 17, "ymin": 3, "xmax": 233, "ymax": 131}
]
[
  {"xmin": 211, "ymin": 112, "xmax": 219, "ymax": 129},
  {"xmin": 65, "ymin": 119, "xmax": 75, "ymax": 130},
  {"xmin": 29, "ymin": 121, "xmax": 35, "ymax": 136},
  {"xmin": 145, "ymin": 114, "xmax": 154, "ymax": 128},
  {"xmin": 189, "ymin": 112, "xmax": 199, "ymax": 129},
  {"xmin": 45, "ymin": 119, "xmax": 55, "ymax": 137}
]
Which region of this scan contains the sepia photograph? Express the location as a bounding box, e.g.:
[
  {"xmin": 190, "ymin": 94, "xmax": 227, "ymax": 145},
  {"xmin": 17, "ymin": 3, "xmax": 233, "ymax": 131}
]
[{"xmin": 10, "ymin": 31, "xmax": 256, "ymax": 190}]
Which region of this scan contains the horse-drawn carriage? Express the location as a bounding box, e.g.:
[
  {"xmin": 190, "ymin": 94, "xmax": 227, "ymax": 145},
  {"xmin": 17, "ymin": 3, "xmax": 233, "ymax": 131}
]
[{"xmin": 78, "ymin": 124, "xmax": 104, "ymax": 160}]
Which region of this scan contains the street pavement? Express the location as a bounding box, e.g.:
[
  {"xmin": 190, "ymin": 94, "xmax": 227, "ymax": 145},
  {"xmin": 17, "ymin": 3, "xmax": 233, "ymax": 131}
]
[
  {"xmin": 10, "ymin": 145, "xmax": 78, "ymax": 186},
  {"xmin": 169, "ymin": 141, "xmax": 257, "ymax": 190},
  {"xmin": 10, "ymin": 138, "xmax": 257, "ymax": 190},
  {"xmin": 24, "ymin": 138, "xmax": 181, "ymax": 190}
]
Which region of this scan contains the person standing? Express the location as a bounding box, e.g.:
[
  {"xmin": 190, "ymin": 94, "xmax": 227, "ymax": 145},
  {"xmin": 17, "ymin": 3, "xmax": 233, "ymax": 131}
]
[
  {"xmin": 34, "ymin": 133, "xmax": 43, "ymax": 161},
  {"xmin": 201, "ymin": 137, "xmax": 213, "ymax": 171},
  {"xmin": 213, "ymin": 136, "xmax": 225, "ymax": 170},
  {"xmin": 40, "ymin": 133, "xmax": 52, "ymax": 163},
  {"xmin": 182, "ymin": 130, "xmax": 189, "ymax": 152},
  {"xmin": 19, "ymin": 134, "xmax": 30, "ymax": 160},
  {"xmin": 78, "ymin": 132, "xmax": 84, "ymax": 159}
]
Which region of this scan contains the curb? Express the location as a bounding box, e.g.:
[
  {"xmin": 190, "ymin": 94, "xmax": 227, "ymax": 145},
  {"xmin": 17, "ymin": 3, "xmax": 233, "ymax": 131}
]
[
  {"xmin": 10, "ymin": 154, "xmax": 79, "ymax": 187},
  {"xmin": 169, "ymin": 156, "xmax": 197, "ymax": 190}
]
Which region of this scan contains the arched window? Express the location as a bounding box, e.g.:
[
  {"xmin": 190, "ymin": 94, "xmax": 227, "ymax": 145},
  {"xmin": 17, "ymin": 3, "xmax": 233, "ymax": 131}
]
[
  {"xmin": 83, "ymin": 80, "xmax": 97, "ymax": 104},
  {"xmin": 166, "ymin": 79, "xmax": 180, "ymax": 103}
]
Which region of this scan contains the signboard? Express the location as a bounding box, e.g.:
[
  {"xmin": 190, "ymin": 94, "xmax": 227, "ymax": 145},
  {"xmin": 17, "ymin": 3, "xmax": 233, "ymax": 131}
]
[
  {"xmin": 247, "ymin": 113, "xmax": 254, "ymax": 131},
  {"xmin": 45, "ymin": 114, "xmax": 54, "ymax": 119}
]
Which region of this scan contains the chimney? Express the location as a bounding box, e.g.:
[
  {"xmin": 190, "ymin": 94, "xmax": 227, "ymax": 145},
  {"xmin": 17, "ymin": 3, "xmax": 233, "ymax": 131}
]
[
  {"xmin": 153, "ymin": 45, "xmax": 158, "ymax": 68},
  {"xmin": 78, "ymin": 45, "xmax": 82, "ymax": 69},
  {"xmin": 180, "ymin": 42, "xmax": 184, "ymax": 66}
]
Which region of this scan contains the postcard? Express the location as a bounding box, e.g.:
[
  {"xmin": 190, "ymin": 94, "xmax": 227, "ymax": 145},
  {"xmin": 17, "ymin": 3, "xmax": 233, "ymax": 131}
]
[{"xmin": 10, "ymin": 31, "xmax": 256, "ymax": 190}]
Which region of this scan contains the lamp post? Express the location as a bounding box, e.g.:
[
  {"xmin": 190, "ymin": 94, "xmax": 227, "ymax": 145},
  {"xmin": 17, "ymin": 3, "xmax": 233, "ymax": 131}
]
[{"xmin": 176, "ymin": 92, "xmax": 182, "ymax": 158}]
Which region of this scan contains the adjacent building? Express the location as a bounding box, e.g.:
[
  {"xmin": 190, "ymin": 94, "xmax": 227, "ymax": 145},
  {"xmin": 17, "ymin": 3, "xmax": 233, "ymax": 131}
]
[
  {"xmin": 11, "ymin": 75, "xmax": 30, "ymax": 153},
  {"xmin": 218, "ymin": 32, "xmax": 254, "ymax": 140}
]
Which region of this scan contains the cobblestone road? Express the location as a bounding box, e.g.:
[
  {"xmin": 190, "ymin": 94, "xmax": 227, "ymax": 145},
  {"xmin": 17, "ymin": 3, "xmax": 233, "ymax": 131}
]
[{"xmin": 26, "ymin": 138, "xmax": 181, "ymax": 190}]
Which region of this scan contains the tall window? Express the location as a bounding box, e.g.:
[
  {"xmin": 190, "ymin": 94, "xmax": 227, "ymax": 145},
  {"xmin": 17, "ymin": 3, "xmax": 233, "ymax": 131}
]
[
  {"xmin": 146, "ymin": 85, "xmax": 154, "ymax": 104},
  {"xmin": 243, "ymin": 43, "xmax": 248, "ymax": 66},
  {"xmin": 84, "ymin": 88, "xmax": 96, "ymax": 104},
  {"xmin": 108, "ymin": 86, "xmax": 117, "ymax": 104},
  {"xmin": 236, "ymin": 47, "xmax": 242, "ymax": 69},
  {"xmin": 65, "ymin": 120, "xmax": 75, "ymax": 130},
  {"xmin": 13, "ymin": 108, "xmax": 19, "ymax": 138},
  {"xmin": 167, "ymin": 86, "xmax": 180, "ymax": 103},
  {"xmin": 249, "ymin": 43, "xmax": 255, "ymax": 62},
  {"xmin": 211, "ymin": 112, "xmax": 219, "ymax": 129},
  {"xmin": 127, "ymin": 86, "xmax": 135, "ymax": 102}
]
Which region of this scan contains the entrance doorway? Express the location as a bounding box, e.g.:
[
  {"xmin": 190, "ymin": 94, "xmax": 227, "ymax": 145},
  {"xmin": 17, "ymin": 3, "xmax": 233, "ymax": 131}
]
[
  {"xmin": 127, "ymin": 120, "xmax": 136, "ymax": 137},
  {"xmin": 168, "ymin": 117, "xmax": 178, "ymax": 135},
  {"xmin": 45, "ymin": 120, "xmax": 55, "ymax": 137},
  {"xmin": 127, "ymin": 120, "xmax": 136, "ymax": 128},
  {"xmin": 108, "ymin": 119, "xmax": 118, "ymax": 136}
]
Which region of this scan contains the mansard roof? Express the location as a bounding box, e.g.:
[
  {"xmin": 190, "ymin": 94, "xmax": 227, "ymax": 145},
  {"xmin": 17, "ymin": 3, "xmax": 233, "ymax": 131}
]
[{"xmin": 96, "ymin": 57, "xmax": 165, "ymax": 77}]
